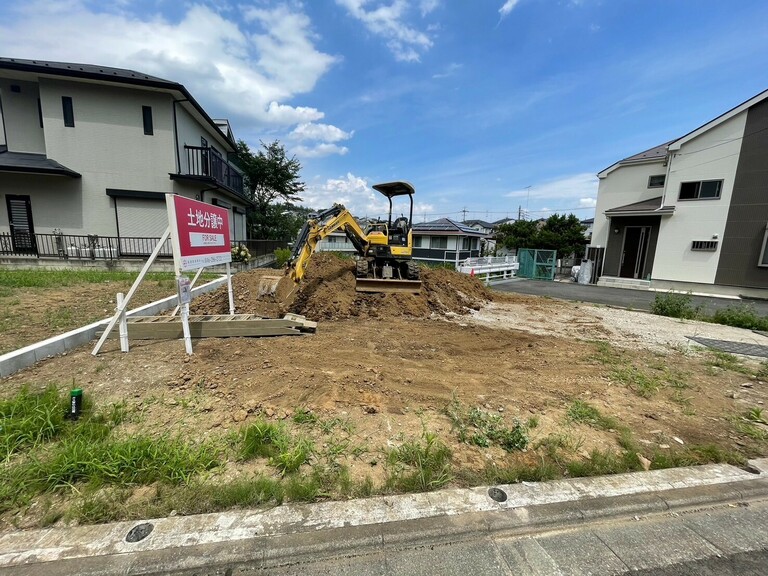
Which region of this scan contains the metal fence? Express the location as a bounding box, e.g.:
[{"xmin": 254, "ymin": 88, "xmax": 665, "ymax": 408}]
[{"xmin": 0, "ymin": 232, "xmax": 287, "ymax": 261}]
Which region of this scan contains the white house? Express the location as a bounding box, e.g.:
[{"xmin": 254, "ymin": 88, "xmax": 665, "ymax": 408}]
[
  {"xmin": 412, "ymin": 218, "xmax": 486, "ymax": 263},
  {"xmin": 592, "ymin": 88, "xmax": 768, "ymax": 295},
  {"xmin": 0, "ymin": 57, "xmax": 251, "ymax": 259}
]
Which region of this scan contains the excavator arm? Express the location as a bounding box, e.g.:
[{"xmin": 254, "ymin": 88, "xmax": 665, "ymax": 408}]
[{"xmin": 288, "ymin": 204, "xmax": 370, "ymax": 283}]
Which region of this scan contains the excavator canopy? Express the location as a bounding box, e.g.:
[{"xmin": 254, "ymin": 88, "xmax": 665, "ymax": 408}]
[{"xmin": 372, "ymin": 181, "xmax": 415, "ymax": 198}]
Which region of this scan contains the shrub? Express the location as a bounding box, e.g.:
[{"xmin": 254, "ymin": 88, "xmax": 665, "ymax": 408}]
[
  {"xmin": 711, "ymin": 304, "xmax": 768, "ymax": 331},
  {"xmin": 650, "ymin": 291, "xmax": 701, "ymax": 319},
  {"xmin": 274, "ymin": 248, "xmax": 291, "ymax": 267}
]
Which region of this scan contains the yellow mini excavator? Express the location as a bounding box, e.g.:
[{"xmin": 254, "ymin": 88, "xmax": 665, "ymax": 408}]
[{"xmin": 286, "ymin": 181, "xmax": 422, "ymax": 294}]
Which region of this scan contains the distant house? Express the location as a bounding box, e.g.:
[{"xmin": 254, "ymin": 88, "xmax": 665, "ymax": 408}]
[
  {"xmin": 592, "ymin": 88, "xmax": 768, "ymax": 294},
  {"xmin": 0, "ymin": 57, "xmax": 251, "ymax": 259},
  {"xmin": 581, "ymin": 218, "xmax": 594, "ymax": 241},
  {"xmin": 412, "ymin": 218, "xmax": 486, "ymax": 263}
]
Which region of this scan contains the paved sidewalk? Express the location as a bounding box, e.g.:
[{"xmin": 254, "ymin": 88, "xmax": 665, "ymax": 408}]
[{"xmin": 2, "ymin": 460, "xmax": 768, "ymax": 575}]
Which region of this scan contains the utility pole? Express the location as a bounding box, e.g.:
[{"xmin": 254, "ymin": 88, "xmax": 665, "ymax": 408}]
[
  {"xmin": 525, "ymin": 186, "xmax": 532, "ymax": 217},
  {"xmin": 461, "ymin": 207, "xmax": 467, "ymax": 222}
]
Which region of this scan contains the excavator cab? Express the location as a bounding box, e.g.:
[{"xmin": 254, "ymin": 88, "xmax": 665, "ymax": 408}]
[{"xmin": 355, "ymin": 181, "xmax": 421, "ymax": 293}]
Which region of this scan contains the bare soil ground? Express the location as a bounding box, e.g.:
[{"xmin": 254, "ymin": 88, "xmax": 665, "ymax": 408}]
[{"xmin": 2, "ymin": 254, "xmax": 768, "ymax": 529}]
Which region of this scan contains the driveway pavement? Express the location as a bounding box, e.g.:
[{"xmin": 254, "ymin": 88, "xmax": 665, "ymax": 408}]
[{"xmin": 492, "ymin": 278, "xmax": 768, "ymax": 317}]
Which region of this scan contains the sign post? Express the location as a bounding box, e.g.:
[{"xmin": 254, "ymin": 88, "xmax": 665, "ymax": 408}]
[{"xmin": 165, "ymin": 195, "xmax": 232, "ymax": 354}]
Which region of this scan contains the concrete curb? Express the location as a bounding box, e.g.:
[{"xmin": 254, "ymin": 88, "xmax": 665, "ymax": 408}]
[
  {"xmin": 0, "ymin": 276, "xmax": 228, "ymax": 378},
  {"xmin": 1, "ymin": 460, "xmax": 767, "ymax": 575}
]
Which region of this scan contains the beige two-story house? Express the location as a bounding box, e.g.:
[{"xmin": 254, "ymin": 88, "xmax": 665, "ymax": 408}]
[{"xmin": 0, "ymin": 57, "xmax": 251, "ymax": 259}]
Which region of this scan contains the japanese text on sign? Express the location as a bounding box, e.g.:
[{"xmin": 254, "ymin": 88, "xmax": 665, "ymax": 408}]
[{"xmin": 187, "ymin": 209, "xmax": 225, "ymax": 230}]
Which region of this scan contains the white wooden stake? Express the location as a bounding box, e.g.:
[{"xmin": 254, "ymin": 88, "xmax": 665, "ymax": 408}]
[
  {"xmin": 226, "ymin": 262, "xmax": 235, "ymax": 315},
  {"xmin": 181, "ymin": 301, "xmax": 193, "ymax": 355},
  {"xmin": 92, "ymin": 227, "xmax": 171, "ymax": 356},
  {"xmin": 117, "ymin": 292, "xmax": 129, "ymax": 353}
]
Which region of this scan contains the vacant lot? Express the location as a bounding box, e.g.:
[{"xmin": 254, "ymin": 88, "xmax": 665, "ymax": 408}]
[{"xmin": 2, "ymin": 255, "xmax": 767, "ymax": 531}]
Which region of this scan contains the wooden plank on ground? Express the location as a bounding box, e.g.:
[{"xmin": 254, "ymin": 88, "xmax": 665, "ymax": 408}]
[{"xmin": 98, "ymin": 316, "xmax": 315, "ymax": 339}]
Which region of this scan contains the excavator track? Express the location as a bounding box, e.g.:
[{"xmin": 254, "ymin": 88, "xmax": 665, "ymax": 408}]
[{"xmin": 355, "ymin": 278, "xmax": 422, "ymax": 294}]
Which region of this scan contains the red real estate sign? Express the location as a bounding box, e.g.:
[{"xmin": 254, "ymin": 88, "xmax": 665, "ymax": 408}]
[{"xmin": 166, "ymin": 194, "xmax": 232, "ymax": 272}]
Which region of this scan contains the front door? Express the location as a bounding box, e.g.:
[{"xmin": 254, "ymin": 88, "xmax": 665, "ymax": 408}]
[
  {"xmin": 5, "ymin": 195, "xmax": 37, "ymax": 254},
  {"xmin": 620, "ymin": 226, "xmax": 650, "ymax": 279}
]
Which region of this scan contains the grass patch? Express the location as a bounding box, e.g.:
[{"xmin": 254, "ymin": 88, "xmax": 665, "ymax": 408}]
[
  {"xmin": 444, "ymin": 398, "xmax": 529, "ymax": 451},
  {"xmin": 1, "ymin": 385, "xmax": 67, "ymax": 460},
  {"xmin": 1, "ymin": 386, "xmax": 220, "ymax": 513},
  {"xmin": 566, "ymin": 400, "xmax": 619, "ymax": 430},
  {"xmin": 589, "ymin": 340, "xmax": 621, "ymax": 365},
  {"xmin": 386, "ymin": 431, "xmax": 452, "ymax": 492},
  {"xmin": 610, "ymin": 365, "xmax": 661, "ymax": 398},
  {"xmin": 705, "ymin": 351, "xmax": 751, "ymax": 375},
  {"xmin": 238, "ymin": 419, "xmax": 313, "ymax": 474}
]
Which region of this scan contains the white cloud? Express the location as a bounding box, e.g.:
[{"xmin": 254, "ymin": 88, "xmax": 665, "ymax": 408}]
[
  {"xmin": 499, "ymin": 0, "xmax": 521, "ymax": 19},
  {"xmin": 336, "ymin": 0, "xmax": 434, "ymax": 62},
  {"xmin": 419, "ymin": 0, "xmax": 440, "ymax": 16},
  {"xmin": 291, "ymin": 143, "xmax": 350, "ymax": 158},
  {"xmin": 301, "ymin": 173, "xmax": 433, "ymax": 216},
  {"xmin": 0, "ymin": 1, "xmax": 340, "ymax": 135},
  {"xmin": 579, "ymin": 197, "xmax": 597, "ymax": 208},
  {"xmin": 289, "ymin": 123, "xmax": 353, "ymax": 143},
  {"xmin": 432, "ymin": 62, "xmax": 462, "ymax": 79}
]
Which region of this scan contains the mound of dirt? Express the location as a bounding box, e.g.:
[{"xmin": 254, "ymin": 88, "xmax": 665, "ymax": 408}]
[{"xmin": 191, "ymin": 253, "xmax": 494, "ymax": 321}]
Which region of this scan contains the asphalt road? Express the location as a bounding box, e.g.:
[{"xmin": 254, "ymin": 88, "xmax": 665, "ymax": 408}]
[{"xmin": 491, "ymin": 278, "xmax": 768, "ymax": 317}]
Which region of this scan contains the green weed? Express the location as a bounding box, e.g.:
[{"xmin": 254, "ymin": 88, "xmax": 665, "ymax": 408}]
[
  {"xmin": 444, "ymin": 398, "xmax": 529, "ymax": 452},
  {"xmin": 711, "ymin": 304, "xmax": 768, "ymax": 331},
  {"xmin": 0, "ymin": 385, "xmax": 67, "ymax": 460},
  {"xmin": 386, "ymin": 431, "xmax": 452, "ymax": 492},
  {"xmin": 566, "ymin": 400, "xmax": 618, "ymax": 430},
  {"xmin": 610, "ymin": 366, "xmax": 661, "ymax": 398},
  {"xmin": 706, "ymin": 351, "xmax": 751, "ymax": 375},
  {"xmin": 650, "ymin": 291, "xmax": 701, "ymax": 319}
]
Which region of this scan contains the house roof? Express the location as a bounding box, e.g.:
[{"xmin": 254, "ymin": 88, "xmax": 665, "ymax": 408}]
[
  {"xmin": 599, "ymin": 87, "xmax": 768, "ymax": 178},
  {"xmin": 0, "ymin": 150, "xmax": 81, "ymax": 177},
  {"xmin": 604, "ymin": 196, "xmax": 675, "ymax": 217},
  {"xmin": 413, "ymin": 218, "xmax": 487, "ymax": 236},
  {"xmin": 597, "ymin": 140, "xmax": 674, "ymax": 178},
  {"xmin": 0, "ymin": 57, "xmax": 237, "ymax": 151},
  {"xmin": 463, "ymin": 219, "xmax": 495, "ymax": 229}
]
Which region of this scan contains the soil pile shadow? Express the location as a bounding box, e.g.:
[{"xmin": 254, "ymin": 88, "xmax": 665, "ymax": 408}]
[{"xmin": 191, "ymin": 253, "xmax": 494, "ymax": 321}]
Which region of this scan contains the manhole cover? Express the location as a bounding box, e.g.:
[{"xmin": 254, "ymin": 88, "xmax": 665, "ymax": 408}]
[
  {"xmin": 488, "ymin": 487, "xmax": 507, "ymax": 502},
  {"xmin": 125, "ymin": 522, "xmax": 154, "ymax": 543}
]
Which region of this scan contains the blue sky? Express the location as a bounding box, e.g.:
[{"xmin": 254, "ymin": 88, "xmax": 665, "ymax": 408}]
[{"xmin": 1, "ymin": 1, "xmax": 767, "ymax": 222}]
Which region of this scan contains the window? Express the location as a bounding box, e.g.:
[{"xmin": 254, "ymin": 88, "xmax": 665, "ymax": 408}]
[
  {"xmin": 679, "ymin": 180, "xmax": 722, "ymax": 200},
  {"xmin": 142, "ymin": 106, "xmax": 153, "ymax": 135},
  {"xmin": 462, "ymin": 237, "xmax": 474, "ymax": 250},
  {"xmin": 412, "ymin": 236, "xmax": 422, "ymax": 248},
  {"xmin": 691, "ymin": 240, "xmax": 718, "ymax": 251},
  {"xmin": 430, "ymin": 236, "xmax": 448, "ymax": 249},
  {"xmin": 648, "ymin": 174, "xmax": 666, "ymax": 188},
  {"xmin": 62, "ymin": 96, "xmax": 74, "ymax": 127}
]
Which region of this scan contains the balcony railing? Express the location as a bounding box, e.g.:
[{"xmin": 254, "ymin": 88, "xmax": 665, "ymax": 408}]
[
  {"xmin": 0, "ymin": 232, "xmax": 286, "ymax": 260},
  {"xmin": 183, "ymin": 146, "xmax": 244, "ymax": 196}
]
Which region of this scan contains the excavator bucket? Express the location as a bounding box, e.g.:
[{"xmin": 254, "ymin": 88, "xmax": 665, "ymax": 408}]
[
  {"xmin": 257, "ymin": 275, "xmax": 283, "ymax": 297},
  {"xmin": 355, "ymin": 278, "xmax": 422, "ymax": 294}
]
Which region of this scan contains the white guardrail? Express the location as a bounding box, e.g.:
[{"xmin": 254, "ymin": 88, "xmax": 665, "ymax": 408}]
[{"xmin": 456, "ymin": 256, "xmax": 519, "ymax": 282}]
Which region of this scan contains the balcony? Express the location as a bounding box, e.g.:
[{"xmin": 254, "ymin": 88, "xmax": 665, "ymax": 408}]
[{"xmin": 175, "ymin": 145, "xmax": 245, "ymax": 198}]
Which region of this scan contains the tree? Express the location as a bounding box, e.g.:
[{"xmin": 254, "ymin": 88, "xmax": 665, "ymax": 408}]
[
  {"xmin": 250, "ymin": 202, "xmax": 315, "ymax": 241},
  {"xmin": 234, "ymin": 140, "xmax": 305, "ymax": 238},
  {"xmin": 495, "ymin": 214, "xmax": 587, "ymax": 258},
  {"xmin": 537, "ymin": 214, "xmax": 588, "ymax": 258},
  {"xmin": 496, "ymin": 220, "xmax": 540, "ymax": 252}
]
